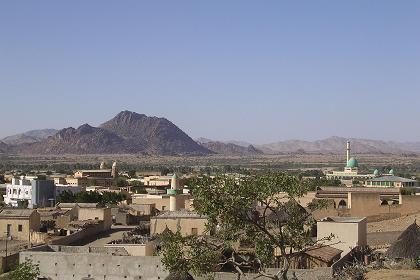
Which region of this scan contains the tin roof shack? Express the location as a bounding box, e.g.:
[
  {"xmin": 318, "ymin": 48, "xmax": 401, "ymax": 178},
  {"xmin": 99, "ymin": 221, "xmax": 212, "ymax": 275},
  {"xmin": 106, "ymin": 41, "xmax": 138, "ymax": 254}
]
[
  {"xmin": 289, "ymin": 245, "xmax": 342, "ymax": 269},
  {"xmin": 0, "ymin": 209, "xmax": 40, "ymax": 241},
  {"xmin": 317, "ymin": 217, "xmax": 367, "ymax": 255}
]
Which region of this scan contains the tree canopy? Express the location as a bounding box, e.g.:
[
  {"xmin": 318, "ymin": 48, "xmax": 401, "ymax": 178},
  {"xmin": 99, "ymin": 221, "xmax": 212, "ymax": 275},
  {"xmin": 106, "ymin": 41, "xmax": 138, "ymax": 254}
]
[
  {"xmin": 159, "ymin": 172, "xmax": 328, "ymax": 280},
  {"xmin": 10, "ymin": 259, "xmax": 40, "ymax": 280},
  {"xmin": 57, "ymin": 190, "xmax": 125, "ymax": 206}
]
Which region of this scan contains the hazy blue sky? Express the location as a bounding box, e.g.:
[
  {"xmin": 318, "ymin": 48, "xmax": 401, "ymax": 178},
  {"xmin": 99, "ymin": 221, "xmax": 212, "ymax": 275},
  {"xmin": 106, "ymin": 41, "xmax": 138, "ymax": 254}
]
[{"xmin": 1, "ymin": 1, "xmax": 419, "ymax": 144}]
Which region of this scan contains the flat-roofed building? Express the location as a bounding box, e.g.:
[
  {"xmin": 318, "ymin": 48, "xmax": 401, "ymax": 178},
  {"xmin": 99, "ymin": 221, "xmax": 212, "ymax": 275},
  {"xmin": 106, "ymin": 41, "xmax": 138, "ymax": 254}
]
[
  {"xmin": 0, "ymin": 209, "xmax": 40, "ymax": 241},
  {"xmin": 3, "ymin": 176, "xmax": 55, "ymax": 208},
  {"xmin": 150, "ymin": 210, "xmax": 208, "ymax": 236},
  {"xmin": 317, "ymin": 216, "xmax": 367, "ymax": 255},
  {"xmin": 74, "ymin": 170, "xmax": 112, "ymax": 178},
  {"xmin": 365, "ymin": 175, "xmax": 417, "ymax": 188},
  {"xmin": 132, "ymin": 194, "xmax": 189, "ymax": 211}
]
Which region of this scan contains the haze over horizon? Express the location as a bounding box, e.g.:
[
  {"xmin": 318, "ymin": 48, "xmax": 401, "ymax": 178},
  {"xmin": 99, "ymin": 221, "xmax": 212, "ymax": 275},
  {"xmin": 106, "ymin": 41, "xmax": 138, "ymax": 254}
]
[{"xmin": 1, "ymin": 1, "xmax": 419, "ymax": 143}]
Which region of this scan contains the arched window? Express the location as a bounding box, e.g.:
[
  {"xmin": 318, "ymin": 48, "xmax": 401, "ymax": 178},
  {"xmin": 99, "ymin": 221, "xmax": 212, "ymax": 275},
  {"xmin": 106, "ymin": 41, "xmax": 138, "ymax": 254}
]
[
  {"xmin": 381, "ymin": 200, "xmax": 389, "ymax": 206},
  {"xmin": 338, "ymin": 200, "xmax": 347, "ymax": 209}
]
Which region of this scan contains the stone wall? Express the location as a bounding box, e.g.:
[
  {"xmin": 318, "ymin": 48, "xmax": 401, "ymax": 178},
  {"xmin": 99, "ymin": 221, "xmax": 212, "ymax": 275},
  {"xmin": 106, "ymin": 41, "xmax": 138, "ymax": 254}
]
[
  {"xmin": 19, "ymin": 245, "xmax": 334, "ymax": 280},
  {"xmin": 314, "ymin": 194, "xmax": 420, "ymax": 221},
  {"xmin": 20, "ymin": 248, "xmax": 169, "ymax": 280},
  {"xmin": 0, "ymin": 252, "xmax": 19, "ymax": 273}
]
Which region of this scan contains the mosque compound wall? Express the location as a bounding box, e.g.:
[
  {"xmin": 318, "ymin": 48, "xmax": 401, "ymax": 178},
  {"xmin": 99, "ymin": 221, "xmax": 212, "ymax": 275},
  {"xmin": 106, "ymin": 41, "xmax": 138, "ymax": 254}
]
[{"xmin": 313, "ymin": 192, "xmax": 420, "ymax": 222}]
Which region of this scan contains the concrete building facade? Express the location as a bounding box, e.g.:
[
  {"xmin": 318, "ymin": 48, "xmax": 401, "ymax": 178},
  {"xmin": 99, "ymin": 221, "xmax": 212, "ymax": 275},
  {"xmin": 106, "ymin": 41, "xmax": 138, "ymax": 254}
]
[
  {"xmin": 0, "ymin": 209, "xmax": 40, "ymax": 241},
  {"xmin": 20, "ymin": 245, "xmax": 169, "ymax": 280},
  {"xmin": 150, "ymin": 210, "xmax": 208, "ymax": 236},
  {"xmin": 3, "ymin": 177, "xmax": 55, "ymax": 208},
  {"xmin": 317, "ymin": 217, "xmax": 367, "ymax": 255}
]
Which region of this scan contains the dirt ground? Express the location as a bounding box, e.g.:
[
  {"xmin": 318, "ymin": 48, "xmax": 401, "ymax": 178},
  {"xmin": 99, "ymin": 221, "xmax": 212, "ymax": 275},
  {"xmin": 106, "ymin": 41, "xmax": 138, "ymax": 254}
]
[
  {"xmin": 368, "ymin": 213, "xmax": 420, "ymax": 233},
  {"xmin": 366, "ymin": 213, "xmax": 420, "ymax": 247},
  {"xmin": 366, "ymin": 269, "xmax": 420, "ymax": 280}
]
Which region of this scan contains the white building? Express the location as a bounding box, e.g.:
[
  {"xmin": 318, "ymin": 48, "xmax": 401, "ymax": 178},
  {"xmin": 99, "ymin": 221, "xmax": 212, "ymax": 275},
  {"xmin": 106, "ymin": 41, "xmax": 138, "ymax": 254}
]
[
  {"xmin": 317, "ymin": 216, "xmax": 367, "ymax": 255},
  {"xmin": 4, "ymin": 176, "xmax": 55, "ymax": 208},
  {"xmin": 325, "ymin": 141, "xmax": 376, "ymax": 184}
]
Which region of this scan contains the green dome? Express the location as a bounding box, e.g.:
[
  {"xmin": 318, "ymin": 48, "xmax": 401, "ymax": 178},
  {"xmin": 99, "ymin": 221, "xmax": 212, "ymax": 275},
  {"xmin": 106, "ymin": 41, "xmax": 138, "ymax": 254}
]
[
  {"xmin": 373, "ymin": 169, "xmax": 379, "ymax": 176},
  {"xmin": 389, "ymin": 169, "xmax": 394, "ymax": 175},
  {"xmin": 346, "ymin": 157, "xmax": 359, "ymax": 168}
]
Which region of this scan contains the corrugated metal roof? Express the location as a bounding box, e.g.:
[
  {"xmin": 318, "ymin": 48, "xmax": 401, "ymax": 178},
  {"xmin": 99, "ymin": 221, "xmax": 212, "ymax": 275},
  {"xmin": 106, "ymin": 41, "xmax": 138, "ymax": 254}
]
[
  {"xmin": 304, "ymin": 245, "xmax": 342, "ymax": 262},
  {"xmin": 367, "ymin": 175, "xmax": 417, "ymax": 183}
]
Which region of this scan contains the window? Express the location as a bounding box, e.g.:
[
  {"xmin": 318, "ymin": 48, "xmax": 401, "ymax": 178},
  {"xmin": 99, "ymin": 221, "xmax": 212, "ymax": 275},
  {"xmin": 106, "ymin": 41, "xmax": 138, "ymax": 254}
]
[
  {"xmin": 162, "ymin": 206, "xmax": 166, "ymax": 211},
  {"xmin": 18, "ymin": 225, "xmax": 23, "ymax": 232},
  {"xmin": 191, "ymin": 228, "xmax": 198, "ymax": 235}
]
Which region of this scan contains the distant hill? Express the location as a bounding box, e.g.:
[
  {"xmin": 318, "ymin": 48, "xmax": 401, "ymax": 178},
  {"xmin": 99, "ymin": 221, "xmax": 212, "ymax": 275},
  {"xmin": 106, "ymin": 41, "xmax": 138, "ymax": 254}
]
[
  {"xmin": 4, "ymin": 116, "xmax": 420, "ymax": 156},
  {"xmin": 0, "ymin": 141, "xmax": 8, "ymax": 153},
  {"xmin": 13, "ymin": 111, "xmax": 212, "ymax": 155},
  {"xmin": 258, "ymin": 136, "xmax": 412, "ymax": 154},
  {"xmin": 2, "ymin": 129, "xmax": 58, "ymax": 145},
  {"xmin": 100, "ymin": 111, "xmax": 212, "ymax": 155},
  {"xmin": 199, "ymin": 141, "xmax": 263, "ymax": 155},
  {"xmin": 195, "ymin": 138, "xmax": 253, "ymax": 148}
]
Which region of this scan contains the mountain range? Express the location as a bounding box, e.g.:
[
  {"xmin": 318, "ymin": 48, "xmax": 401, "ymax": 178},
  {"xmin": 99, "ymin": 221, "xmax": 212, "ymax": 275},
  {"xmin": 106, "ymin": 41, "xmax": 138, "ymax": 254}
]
[
  {"xmin": 1, "ymin": 111, "xmax": 420, "ymax": 156},
  {"xmin": 198, "ymin": 141, "xmax": 263, "ymax": 156},
  {"xmin": 2, "ymin": 129, "xmax": 58, "ymax": 145},
  {"xmin": 4, "ymin": 111, "xmax": 212, "ymax": 155}
]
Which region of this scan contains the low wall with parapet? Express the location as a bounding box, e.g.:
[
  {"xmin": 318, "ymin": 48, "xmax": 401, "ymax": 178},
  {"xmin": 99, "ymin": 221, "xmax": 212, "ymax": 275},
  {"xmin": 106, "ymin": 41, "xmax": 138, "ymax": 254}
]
[
  {"xmin": 20, "ymin": 245, "xmax": 333, "ymax": 280},
  {"xmin": 50, "ymin": 222, "xmax": 105, "ymax": 245}
]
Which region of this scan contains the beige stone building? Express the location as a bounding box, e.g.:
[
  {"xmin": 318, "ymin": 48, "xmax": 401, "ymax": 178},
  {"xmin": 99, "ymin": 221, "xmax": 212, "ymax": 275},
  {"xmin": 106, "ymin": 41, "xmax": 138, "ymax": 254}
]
[
  {"xmin": 150, "ymin": 210, "xmax": 208, "ymax": 236},
  {"xmin": 131, "ymin": 194, "xmax": 189, "ymax": 211},
  {"xmin": 55, "ymin": 203, "xmax": 112, "ymax": 230},
  {"xmin": 74, "ymin": 170, "xmax": 112, "ymax": 179},
  {"xmin": 78, "ymin": 207, "xmax": 112, "ymax": 230},
  {"xmin": 365, "ymin": 175, "xmax": 417, "ymax": 188},
  {"xmin": 317, "ymin": 217, "xmax": 367, "ymax": 255},
  {"xmin": 54, "ymin": 177, "xmax": 88, "ymax": 187},
  {"xmin": 0, "ymin": 209, "xmax": 41, "ymax": 241}
]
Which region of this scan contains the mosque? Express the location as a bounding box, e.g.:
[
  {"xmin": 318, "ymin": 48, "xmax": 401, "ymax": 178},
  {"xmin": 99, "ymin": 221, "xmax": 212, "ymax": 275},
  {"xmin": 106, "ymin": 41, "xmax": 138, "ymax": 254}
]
[{"xmin": 325, "ymin": 141, "xmax": 376, "ymax": 183}]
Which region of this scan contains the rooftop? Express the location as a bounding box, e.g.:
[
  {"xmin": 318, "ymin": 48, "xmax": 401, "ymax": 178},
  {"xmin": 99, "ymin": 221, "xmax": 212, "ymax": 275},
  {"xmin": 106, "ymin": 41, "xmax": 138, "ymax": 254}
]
[
  {"xmin": 367, "ymin": 175, "xmax": 417, "ymax": 183},
  {"xmin": 0, "ymin": 209, "xmax": 36, "ymax": 218},
  {"xmin": 56, "ymin": 202, "xmax": 99, "ymax": 209},
  {"xmin": 77, "ymin": 169, "xmax": 112, "ymax": 173},
  {"xmin": 154, "ymin": 210, "xmax": 205, "ymax": 219},
  {"xmin": 304, "ymin": 245, "xmax": 343, "ymax": 262},
  {"xmin": 317, "ymin": 187, "xmax": 400, "ymax": 193},
  {"xmin": 319, "ymin": 216, "xmax": 366, "ymax": 223}
]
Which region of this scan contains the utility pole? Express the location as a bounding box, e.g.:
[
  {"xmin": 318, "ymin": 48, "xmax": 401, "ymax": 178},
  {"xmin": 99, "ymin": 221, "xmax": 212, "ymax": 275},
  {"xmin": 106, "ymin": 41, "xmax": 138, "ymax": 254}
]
[{"xmin": 4, "ymin": 230, "xmax": 9, "ymax": 272}]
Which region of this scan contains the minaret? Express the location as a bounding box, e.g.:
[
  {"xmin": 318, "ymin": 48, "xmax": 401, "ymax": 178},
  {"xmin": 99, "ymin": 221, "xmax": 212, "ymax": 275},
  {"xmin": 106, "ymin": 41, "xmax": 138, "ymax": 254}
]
[
  {"xmin": 346, "ymin": 141, "xmax": 351, "ymax": 163},
  {"xmin": 168, "ymin": 173, "xmax": 180, "ymax": 211},
  {"xmin": 111, "ymin": 162, "xmax": 118, "ymax": 179}
]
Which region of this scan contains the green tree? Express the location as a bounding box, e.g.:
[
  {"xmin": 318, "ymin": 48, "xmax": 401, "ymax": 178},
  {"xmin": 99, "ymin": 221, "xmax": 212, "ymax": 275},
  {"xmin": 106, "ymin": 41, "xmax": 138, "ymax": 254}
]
[
  {"xmin": 160, "ymin": 230, "xmax": 220, "ymax": 279},
  {"xmin": 159, "ymin": 173, "xmax": 329, "ymax": 280},
  {"xmin": 57, "ymin": 190, "xmax": 76, "ymax": 203},
  {"xmin": 128, "ymin": 170, "xmax": 137, "ymax": 178},
  {"xmin": 36, "ymin": 174, "xmax": 47, "ymax": 180},
  {"xmin": 115, "ymin": 177, "xmax": 128, "ymax": 188},
  {"xmin": 17, "ymin": 200, "xmax": 29, "ymax": 209},
  {"xmin": 10, "ymin": 259, "xmax": 40, "ymax": 280},
  {"xmin": 101, "ymin": 192, "xmax": 126, "ymax": 205}
]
